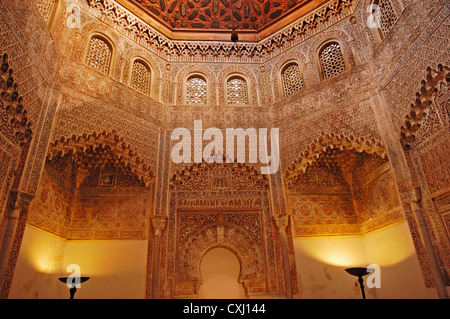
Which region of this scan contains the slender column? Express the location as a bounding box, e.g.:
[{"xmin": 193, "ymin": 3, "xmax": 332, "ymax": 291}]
[
  {"xmin": 0, "ymin": 191, "xmax": 34, "ymax": 298},
  {"xmin": 401, "ymin": 187, "xmax": 448, "ymax": 299},
  {"xmin": 273, "ymin": 213, "xmax": 293, "ymax": 299},
  {"xmin": 150, "ymin": 214, "xmax": 168, "ymax": 299}
]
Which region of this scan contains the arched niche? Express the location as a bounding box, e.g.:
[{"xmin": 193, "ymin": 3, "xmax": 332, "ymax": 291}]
[{"xmin": 198, "ymin": 247, "xmax": 247, "ymax": 299}]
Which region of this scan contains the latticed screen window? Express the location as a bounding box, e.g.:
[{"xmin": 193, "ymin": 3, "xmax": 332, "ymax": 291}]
[
  {"xmin": 186, "ymin": 75, "xmax": 207, "ymax": 104},
  {"xmin": 319, "ymin": 42, "xmax": 346, "ymax": 80},
  {"xmin": 377, "ymin": 0, "xmax": 398, "ymax": 37},
  {"xmin": 130, "ymin": 60, "xmax": 151, "ymax": 95},
  {"xmin": 282, "ymin": 63, "xmax": 303, "ymax": 97},
  {"xmin": 227, "ymin": 76, "xmax": 248, "ymax": 105},
  {"xmin": 85, "ymin": 36, "xmax": 112, "ymax": 75},
  {"xmin": 36, "ymin": 0, "xmax": 56, "ymax": 23}
]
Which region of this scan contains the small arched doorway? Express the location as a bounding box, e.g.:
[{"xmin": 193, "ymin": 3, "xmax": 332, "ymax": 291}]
[{"xmin": 198, "ymin": 247, "xmax": 246, "ymax": 299}]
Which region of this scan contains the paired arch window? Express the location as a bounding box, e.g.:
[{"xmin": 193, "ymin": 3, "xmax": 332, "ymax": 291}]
[
  {"xmin": 130, "ymin": 59, "xmax": 151, "ymax": 95},
  {"xmin": 319, "ymin": 42, "xmax": 347, "ymax": 80},
  {"xmin": 36, "ymin": 0, "xmax": 57, "ymax": 24},
  {"xmin": 85, "ymin": 35, "xmax": 113, "ymax": 75},
  {"xmin": 281, "ymin": 62, "xmax": 303, "ymax": 97},
  {"xmin": 186, "ymin": 75, "xmax": 207, "ymax": 105},
  {"xmin": 226, "ymin": 76, "xmax": 248, "ymax": 105},
  {"xmin": 84, "ymin": 35, "xmax": 153, "ymax": 95}
]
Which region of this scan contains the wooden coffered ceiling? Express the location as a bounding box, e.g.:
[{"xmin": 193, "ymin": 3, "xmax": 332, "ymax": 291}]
[{"xmin": 115, "ymin": 0, "xmax": 332, "ymax": 41}]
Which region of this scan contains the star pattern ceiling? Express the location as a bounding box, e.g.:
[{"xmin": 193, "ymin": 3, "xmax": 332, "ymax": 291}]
[{"xmin": 128, "ymin": 0, "xmax": 317, "ymax": 31}]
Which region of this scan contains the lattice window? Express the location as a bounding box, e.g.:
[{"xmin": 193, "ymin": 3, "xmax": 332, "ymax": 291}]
[
  {"xmin": 319, "ymin": 42, "xmax": 346, "ymax": 80},
  {"xmin": 376, "ymin": 0, "xmax": 398, "ymax": 37},
  {"xmin": 186, "ymin": 75, "xmax": 207, "ymax": 104},
  {"xmin": 36, "ymin": 0, "xmax": 56, "ymax": 23},
  {"xmin": 85, "ymin": 36, "xmax": 113, "ymax": 75},
  {"xmin": 227, "ymin": 76, "xmax": 248, "ymax": 105},
  {"xmin": 282, "ymin": 63, "xmax": 303, "ymax": 97},
  {"xmin": 130, "ymin": 60, "xmax": 151, "ymax": 95}
]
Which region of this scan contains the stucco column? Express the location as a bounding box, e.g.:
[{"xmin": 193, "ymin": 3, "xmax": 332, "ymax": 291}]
[
  {"xmin": 273, "ymin": 213, "xmax": 293, "ymax": 299},
  {"xmin": 401, "ymin": 186, "xmax": 448, "ymax": 299},
  {"xmin": 150, "ymin": 214, "xmax": 168, "ymax": 299},
  {"xmin": 0, "ymin": 191, "xmax": 34, "ymax": 298}
]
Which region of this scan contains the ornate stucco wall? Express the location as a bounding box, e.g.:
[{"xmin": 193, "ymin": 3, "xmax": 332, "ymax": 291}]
[{"xmin": 0, "ymin": 0, "xmax": 448, "ymax": 299}]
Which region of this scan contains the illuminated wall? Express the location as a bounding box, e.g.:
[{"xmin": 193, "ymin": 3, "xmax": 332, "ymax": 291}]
[
  {"xmin": 9, "ymin": 226, "xmax": 67, "ymax": 299},
  {"xmin": 9, "ymin": 225, "xmax": 147, "ymax": 299},
  {"xmin": 61, "ymin": 239, "xmax": 147, "ymax": 299},
  {"xmin": 293, "ymin": 222, "xmax": 437, "ymax": 299}
]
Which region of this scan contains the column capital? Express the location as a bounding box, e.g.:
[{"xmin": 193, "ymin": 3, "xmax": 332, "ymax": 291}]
[
  {"xmin": 273, "ymin": 214, "xmax": 290, "ymax": 233},
  {"xmin": 151, "ymin": 215, "xmax": 168, "ymax": 236},
  {"xmin": 400, "ymin": 186, "xmax": 421, "ymax": 204},
  {"xmin": 7, "ymin": 190, "xmax": 34, "ymax": 212}
]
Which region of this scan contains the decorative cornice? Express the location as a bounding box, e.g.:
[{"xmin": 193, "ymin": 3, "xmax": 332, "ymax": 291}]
[
  {"xmin": 85, "ymin": 0, "xmax": 356, "ymax": 62},
  {"xmin": 170, "ymin": 160, "xmax": 269, "ymax": 189}
]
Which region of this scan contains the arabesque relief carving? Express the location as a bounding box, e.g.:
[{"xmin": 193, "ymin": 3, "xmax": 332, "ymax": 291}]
[
  {"xmin": 0, "ymin": 53, "xmax": 33, "ymax": 146},
  {"xmin": 285, "ymin": 133, "xmax": 402, "ymax": 237},
  {"xmin": 400, "ymin": 64, "xmax": 449, "ymax": 150},
  {"xmin": 161, "ymin": 162, "xmax": 296, "ymax": 298},
  {"xmin": 284, "ymin": 132, "xmax": 387, "ymax": 186},
  {"xmin": 28, "ymin": 130, "xmax": 154, "ymax": 240},
  {"xmin": 47, "ymin": 129, "xmax": 155, "ymax": 187}
]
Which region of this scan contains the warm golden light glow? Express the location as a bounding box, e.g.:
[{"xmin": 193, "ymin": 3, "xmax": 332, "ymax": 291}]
[
  {"xmin": 295, "ymin": 236, "xmax": 368, "ymax": 267},
  {"xmin": 363, "ymin": 222, "xmax": 415, "ymax": 266},
  {"xmin": 22, "ymin": 226, "xmax": 65, "ymax": 274},
  {"xmin": 294, "ymin": 222, "xmax": 415, "ymax": 267},
  {"xmin": 35, "ymin": 257, "xmax": 57, "ymax": 274}
]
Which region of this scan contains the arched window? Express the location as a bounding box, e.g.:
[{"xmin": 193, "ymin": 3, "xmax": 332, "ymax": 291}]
[
  {"xmin": 373, "ymin": 0, "xmax": 398, "ymax": 38},
  {"xmin": 85, "ymin": 35, "xmax": 113, "ymax": 75},
  {"xmin": 36, "ymin": 0, "xmax": 57, "ymax": 24},
  {"xmin": 281, "ymin": 62, "xmax": 303, "ymax": 97},
  {"xmin": 186, "ymin": 74, "xmax": 207, "ymax": 105},
  {"xmin": 130, "ymin": 59, "xmax": 151, "ymax": 95},
  {"xmin": 319, "ymin": 42, "xmax": 347, "ymax": 80},
  {"xmin": 226, "ymin": 76, "xmax": 248, "ymax": 105}
]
